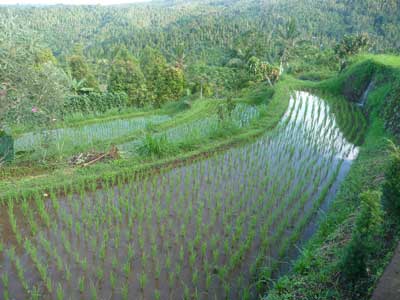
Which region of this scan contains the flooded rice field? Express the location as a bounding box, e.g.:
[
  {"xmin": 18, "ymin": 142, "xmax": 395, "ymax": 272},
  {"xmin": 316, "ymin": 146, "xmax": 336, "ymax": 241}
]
[
  {"xmin": 15, "ymin": 115, "xmax": 170, "ymax": 152},
  {"xmin": 0, "ymin": 92, "xmax": 363, "ymax": 299},
  {"xmin": 119, "ymin": 103, "xmax": 265, "ymax": 156}
]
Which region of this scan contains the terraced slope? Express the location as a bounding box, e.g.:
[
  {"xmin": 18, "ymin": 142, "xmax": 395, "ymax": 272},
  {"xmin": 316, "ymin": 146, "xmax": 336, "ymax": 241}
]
[{"xmin": 0, "ymin": 91, "xmax": 364, "ymax": 300}]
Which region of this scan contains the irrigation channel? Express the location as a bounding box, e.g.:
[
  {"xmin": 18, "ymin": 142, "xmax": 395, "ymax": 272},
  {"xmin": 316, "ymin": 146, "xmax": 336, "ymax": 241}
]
[{"xmin": 0, "ymin": 92, "xmax": 362, "ymax": 300}]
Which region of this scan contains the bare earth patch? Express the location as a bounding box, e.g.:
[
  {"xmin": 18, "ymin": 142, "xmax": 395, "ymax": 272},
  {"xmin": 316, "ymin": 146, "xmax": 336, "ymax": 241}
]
[{"xmin": 372, "ymin": 242, "xmax": 400, "ymax": 300}]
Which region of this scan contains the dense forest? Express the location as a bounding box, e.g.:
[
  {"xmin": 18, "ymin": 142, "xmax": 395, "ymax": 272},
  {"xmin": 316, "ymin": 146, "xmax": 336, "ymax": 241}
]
[{"xmin": 1, "ymin": 0, "xmax": 400, "ymax": 130}]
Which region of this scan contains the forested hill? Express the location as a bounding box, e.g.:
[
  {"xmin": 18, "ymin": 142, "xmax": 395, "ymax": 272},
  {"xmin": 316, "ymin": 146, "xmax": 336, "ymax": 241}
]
[{"xmin": 1, "ymin": 0, "xmax": 399, "ymax": 62}]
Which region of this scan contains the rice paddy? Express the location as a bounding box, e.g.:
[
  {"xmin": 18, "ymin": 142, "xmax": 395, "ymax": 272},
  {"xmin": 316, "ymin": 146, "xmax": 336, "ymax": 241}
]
[
  {"xmin": 0, "ymin": 92, "xmax": 362, "ymax": 300},
  {"xmin": 119, "ymin": 103, "xmax": 265, "ymax": 155},
  {"xmin": 15, "ymin": 115, "xmax": 170, "ymax": 153}
]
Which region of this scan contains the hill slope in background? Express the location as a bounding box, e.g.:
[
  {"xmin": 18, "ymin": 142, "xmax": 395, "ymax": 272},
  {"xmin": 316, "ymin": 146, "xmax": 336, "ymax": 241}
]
[{"xmin": 0, "ymin": 0, "xmax": 399, "ymax": 62}]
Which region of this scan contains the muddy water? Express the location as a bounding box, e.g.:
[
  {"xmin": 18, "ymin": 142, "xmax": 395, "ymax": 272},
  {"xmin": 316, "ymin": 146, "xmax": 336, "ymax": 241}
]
[{"xmin": 0, "ymin": 92, "xmax": 363, "ymax": 300}]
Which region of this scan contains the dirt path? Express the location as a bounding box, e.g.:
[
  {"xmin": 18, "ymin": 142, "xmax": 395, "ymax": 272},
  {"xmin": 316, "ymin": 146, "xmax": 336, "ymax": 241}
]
[{"xmin": 372, "ymin": 242, "xmax": 400, "ymax": 300}]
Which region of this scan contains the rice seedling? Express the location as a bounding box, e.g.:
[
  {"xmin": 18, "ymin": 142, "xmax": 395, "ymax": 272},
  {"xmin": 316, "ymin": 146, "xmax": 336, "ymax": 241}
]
[
  {"xmin": 192, "ymin": 268, "xmax": 199, "ymax": 285},
  {"xmin": 205, "ymin": 271, "xmax": 212, "ymax": 291},
  {"xmin": 111, "ymin": 255, "xmax": 118, "ymax": 270},
  {"xmin": 154, "ymin": 289, "xmax": 161, "ymax": 300},
  {"xmin": 183, "ymin": 282, "xmax": 190, "ymax": 300},
  {"xmin": 121, "ymin": 282, "xmax": 129, "ymax": 300},
  {"xmin": 30, "ymin": 286, "xmax": 41, "ymax": 300},
  {"xmin": 89, "ymin": 281, "xmax": 97, "ymax": 300},
  {"xmin": 138, "ymin": 272, "xmax": 147, "ymax": 291},
  {"xmin": 15, "ymin": 115, "xmax": 170, "ymax": 152},
  {"xmin": 1, "ymin": 271, "xmax": 9, "ymax": 295},
  {"xmin": 56, "ymin": 283, "xmax": 64, "ymax": 300},
  {"xmin": 80, "ymin": 257, "xmax": 88, "ymax": 272},
  {"xmin": 0, "ymin": 91, "xmax": 364, "ymax": 299},
  {"xmin": 2, "ymin": 290, "xmax": 9, "ymax": 300},
  {"xmin": 96, "ymin": 267, "xmax": 104, "ymax": 282},
  {"xmin": 45, "ymin": 278, "xmax": 53, "ymax": 294},
  {"xmin": 63, "ymin": 263, "xmax": 72, "ymax": 282},
  {"xmin": 123, "ymin": 262, "xmax": 130, "ymax": 279},
  {"xmin": 78, "ymin": 276, "xmax": 85, "ymax": 293}
]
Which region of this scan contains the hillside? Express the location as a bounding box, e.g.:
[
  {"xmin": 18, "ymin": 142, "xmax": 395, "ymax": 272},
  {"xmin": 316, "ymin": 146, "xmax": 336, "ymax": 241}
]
[{"xmin": 1, "ymin": 0, "xmax": 400, "ymax": 60}]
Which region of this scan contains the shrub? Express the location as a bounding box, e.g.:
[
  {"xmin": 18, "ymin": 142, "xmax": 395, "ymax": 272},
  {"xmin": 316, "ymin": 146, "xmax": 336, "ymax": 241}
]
[
  {"xmin": 339, "ymin": 190, "xmax": 382, "ymax": 286},
  {"xmin": 64, "ymin": 92, "xmax": 128, "ymax": 114},
  {"xmin": 108, "ymin": 48, "xmax": 147, "ymax": 107},
  {"xmin": 0, "ymin": 134, "xmax": 14, "ymax": 163},
  {"xmin": 137, "ymin": 134, "xmax": 178, "ymax": 158},
  {"xmin": 382, "ymin": 141, "xmax": 400, "ymax": 222}
]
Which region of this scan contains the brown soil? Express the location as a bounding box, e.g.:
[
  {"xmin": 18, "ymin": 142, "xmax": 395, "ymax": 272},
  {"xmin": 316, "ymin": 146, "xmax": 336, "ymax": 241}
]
[{"xmin": 372, "ymin": 242, "xmax": 400, "ymax": 300}]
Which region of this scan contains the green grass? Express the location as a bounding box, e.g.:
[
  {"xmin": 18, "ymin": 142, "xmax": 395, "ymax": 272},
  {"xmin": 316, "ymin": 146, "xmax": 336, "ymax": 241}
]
[
  {"xmin": 265, "ymin": 54, "xmax": 400, "ymax": 300},
  {"xmin": 358, "ymin": 54, "xmax": 400, "ymax": 69},
  {"xmin": 137, "ymin": 134, "xmax": 179, "ymax": 158}
]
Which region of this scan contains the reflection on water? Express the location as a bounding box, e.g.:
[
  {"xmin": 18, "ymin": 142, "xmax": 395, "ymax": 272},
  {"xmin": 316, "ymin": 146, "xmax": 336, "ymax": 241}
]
[
  {"xmin": 0, "ymin": 92, "xmax": 363, "ymax": 300},
  {"xmin": 15, "ymin": 115, "xmax": 170, "ymax": 152}
]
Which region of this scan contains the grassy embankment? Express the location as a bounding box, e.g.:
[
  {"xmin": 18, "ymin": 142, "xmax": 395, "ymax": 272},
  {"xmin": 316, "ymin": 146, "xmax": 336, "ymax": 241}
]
[
  {"xmin": 0, "ymin": 77, "xmax": 296, "ymax": 202},
  {"xmin": 265, "ymin": 54, "xmax": 400, "ymax": 300}
]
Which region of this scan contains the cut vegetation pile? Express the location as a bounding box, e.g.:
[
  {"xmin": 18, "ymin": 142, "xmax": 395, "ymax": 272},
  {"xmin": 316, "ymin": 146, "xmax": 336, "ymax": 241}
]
[{"xmin": 69, "ymin": 146, "xmax": 120, "ymax": 167}]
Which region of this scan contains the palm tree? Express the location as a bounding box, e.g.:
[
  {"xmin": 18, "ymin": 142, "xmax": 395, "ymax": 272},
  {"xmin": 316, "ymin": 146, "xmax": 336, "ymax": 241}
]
[
  {"xmin": 277, "ymin": 18, "xmax": 300, "ymax": 74},
  {"xmin": 66, "ymin": 72, "xmax": 91, "ymax": 94}
]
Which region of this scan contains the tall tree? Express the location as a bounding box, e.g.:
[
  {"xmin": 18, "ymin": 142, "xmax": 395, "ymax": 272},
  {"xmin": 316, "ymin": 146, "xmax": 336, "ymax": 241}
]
[
  {"xmin": 68, "ymin": 46, "xmax": 99, "ymax": 92},
  {"xmin": 335, "ymin": 33, "xmax": 370, "ymax": 71},
  {"xmin": 109, "ymin": 47, "xmax": 147, "ymax": 106},
  {"xmin": 162, "ymin": 66, "xmax": 185, "ymax": 103},
  {"xmin": 277, "ymin": 18, "xmax": 301, "ymax": 74},
  {"xmin": 0, "ymin": 19, "xmax": 68, "ymax": 129},
  {"xmin": 140, "ymin": 47, "xmax": 168, "ymax": 105},
  {"xmin": 140, "ymin": 46, "xmax": 184, "ymax": 106}
]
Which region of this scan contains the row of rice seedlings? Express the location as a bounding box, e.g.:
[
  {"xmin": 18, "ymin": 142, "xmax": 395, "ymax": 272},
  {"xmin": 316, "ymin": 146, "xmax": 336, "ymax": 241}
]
[
  {"xmin": 0, "ymin": 92, "xmax": 360, "ymax": 299},
  {"xmin": 120, "ymin": 103, "xmax": 263, "ymax": 155},
  {"xmin": 10, "ymin": 193, "xmax": 90, "ymax": 299},
  {"xmin": 15, "ymin": 114, "xmax": 170, "ymax": 152},
  {"xmin": 259, "ymin": 158, "xmax": 345, "ymax": 289}
]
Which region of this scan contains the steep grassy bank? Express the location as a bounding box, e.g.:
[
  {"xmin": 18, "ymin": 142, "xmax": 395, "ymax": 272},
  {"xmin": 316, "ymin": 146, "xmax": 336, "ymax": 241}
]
[
  {"xmin": 265, "ymin": 55, "xmax": 400, "ymax": 300},
  {"xmin": 319, "ymin": 55, "xmax": 400, "ymax": 140}
]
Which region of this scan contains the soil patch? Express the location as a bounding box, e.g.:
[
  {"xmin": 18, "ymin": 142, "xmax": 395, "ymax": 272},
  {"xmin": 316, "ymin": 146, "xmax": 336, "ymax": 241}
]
[{"xmin": 372, "ymin": 242, "xmax": 400, "ymax": 300}]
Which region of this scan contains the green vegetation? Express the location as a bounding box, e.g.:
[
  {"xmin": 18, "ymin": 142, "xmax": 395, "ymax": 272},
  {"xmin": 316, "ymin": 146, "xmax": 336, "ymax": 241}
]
[
  {"xmin": 266, "ymin": 56, "xmax": 400, "ymax": 300},
  {"xmin": 0, "ymin": 80, "xmax": 289, "ymax": 199},
  {"xmin": 1, "ymin": 0, "xmax": 399, "ymax": 130},
  {"xmin": 339, "ymin": 191, "xmax": 382, "ymax": 286},
  {"xmin": 383, "ymin": 141, "xmax": 400, "ymax": 222},
  {"xmin": 108, "ymin": 48, "xmax": 146, "ymax": 106},
  {"xmin": 0, "ymin": 87, "xmax": 363, "ymax": 299},
  {"xmin": 0, "ymin": 1, "xmax": 400, "ymax": 300}
]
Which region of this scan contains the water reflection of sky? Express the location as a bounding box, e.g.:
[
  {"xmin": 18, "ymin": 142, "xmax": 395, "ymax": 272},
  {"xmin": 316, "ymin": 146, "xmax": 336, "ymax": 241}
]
[
  {"xmin": 0, "ymin": 91, "xmax": 364, "ymax": 300},
  {"xmin": 285, "ymin": 91, "xmax": 359, "ymax": 162},
  {"xmin": 15, "ymin": 115, "xmax": 170, "ymax": 152}
]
